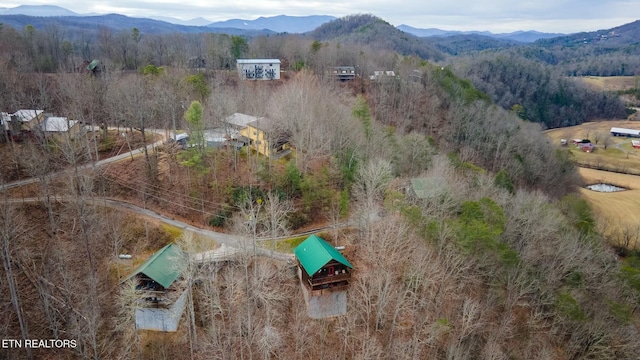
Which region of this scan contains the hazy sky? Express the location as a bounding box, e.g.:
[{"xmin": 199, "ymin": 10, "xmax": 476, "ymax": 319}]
[{"xmin": 1, "ymin": 1, "xmax": 639, "ymax": 33}]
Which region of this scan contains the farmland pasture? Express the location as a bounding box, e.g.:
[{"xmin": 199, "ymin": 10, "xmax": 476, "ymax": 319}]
[
  {"xmin": 545, "ymin": 120, "xmax": 640, "ymax": 174},
  {"xmin": 578, "ymin": 167, "xmax": 640, "ymax": 248},
  {"xmin": 546, "ymin": 120, "xmax": 640, "ymax": 248},
  {"xmin": 578, "ymin": 76, "xmax": 639, "ymax": 91}
]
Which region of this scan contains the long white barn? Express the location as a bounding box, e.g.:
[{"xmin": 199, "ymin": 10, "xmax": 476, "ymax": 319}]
[
  {"xmin": 610, "ymin": 127, "xmax": 640, "ymax": 137},
  {"xmin": 237, "ymin": 59, "xmax": 281, "ymax": 80}
]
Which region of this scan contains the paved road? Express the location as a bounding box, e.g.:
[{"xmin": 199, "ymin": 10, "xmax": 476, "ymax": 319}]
[
  {"xmin": 0, "ymin": 129, "xmax": 356, "ymax": 262},
  {"xmin": 4, "ymin": 196, "xmax": 295, "ymax": 262},
  {"xmin": 0, "ymin": 131, "xmax": 165, "ymax": 191}
]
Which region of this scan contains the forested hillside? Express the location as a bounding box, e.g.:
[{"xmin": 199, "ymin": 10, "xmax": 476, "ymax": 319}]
[
  {"xmin": 451, "ymin": 52, "xmax": 628, "ymax": 128},
  {"xmin": 2, "ymin": 13, "xmax": 640, "ymax": 360},
  {"xmin": 307, "ymin": 14, "xmax": 631, "ymax": 128},
  {"xmin": 308, "ymin": 14, "xmax": 446, "ymax": 61}
]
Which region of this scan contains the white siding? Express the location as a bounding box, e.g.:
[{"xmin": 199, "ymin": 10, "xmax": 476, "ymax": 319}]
[{"xmin": 237, "ymin": 59, "xmax": 281, "ymax": 80}]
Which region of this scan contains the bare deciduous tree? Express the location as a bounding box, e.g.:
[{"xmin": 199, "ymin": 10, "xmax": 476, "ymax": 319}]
[{"xmin": 0, "ymin": 197, "xmax": 32, "ymax": 359}]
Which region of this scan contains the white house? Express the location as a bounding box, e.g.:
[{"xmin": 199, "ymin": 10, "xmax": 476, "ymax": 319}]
[
  {"xmin": 237, "ymin": 59, "xmax": 281, "ymax": 80},
  {"xmin": 370, "ymin": 70, "xmax": 396, "ymax": 81}
]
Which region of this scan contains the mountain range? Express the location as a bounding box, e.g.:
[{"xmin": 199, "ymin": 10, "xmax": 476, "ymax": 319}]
[
  {"xmin": 397, "ymin": 25, "xmax": 564, "ymax": 43},
  {"xmin": 0, "ymin": 4, "xmax": 564, "ymax": 42}
]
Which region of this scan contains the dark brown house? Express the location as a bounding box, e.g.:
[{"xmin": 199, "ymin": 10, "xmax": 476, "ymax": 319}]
[{"xmin": 294, "ymin": 235, "xmax": 353, "ymax": 296}]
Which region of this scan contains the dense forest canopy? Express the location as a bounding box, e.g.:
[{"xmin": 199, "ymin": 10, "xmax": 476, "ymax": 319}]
[
  {"xmin": 0, "ymin": 14, "xmax": 634, "ymax": 129},
  {"xmin": 451, "ymin": 51, "xmax": 628, "ymax": 128}
]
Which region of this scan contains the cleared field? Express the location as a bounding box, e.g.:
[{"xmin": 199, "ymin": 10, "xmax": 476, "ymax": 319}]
[
  {"xmin": 545, "ymin": 120, "xmax": 640, "ymax": 174},
  {"xmin": 579, "ymin": 168, "xmax": 640, "ymax": 248},
  {"xmin": 579, "ymin": 76, "xmax": 639, "ymax": 91},
  {"xmin": 547, "ymin": 121, "xmax": 640, "ymax": 247}
]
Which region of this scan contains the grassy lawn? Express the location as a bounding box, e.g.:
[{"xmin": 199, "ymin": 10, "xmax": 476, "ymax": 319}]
[
  {"xmin": 161, "ymin": 223, "xmax": 220, "ymax": 253},
  {"xmin": 258, "ymin": 231, "xmax": 335, "ymax": 253}
]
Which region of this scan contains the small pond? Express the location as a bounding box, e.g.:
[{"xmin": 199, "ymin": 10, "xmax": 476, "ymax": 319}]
[{"xmin": 585, "ymin": 183, "xmax": 627, "ymax": 193}]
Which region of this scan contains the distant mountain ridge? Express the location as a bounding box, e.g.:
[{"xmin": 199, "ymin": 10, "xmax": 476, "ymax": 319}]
[
  {"xmin": 149, "ymin": 16, "xmax": 213, "ymax": 27},
  {"xmin": 0, "ymin": 4, "xmax": 78, "ymax": 16},
  {"xmin": 207, "ymin": 15, "xmax": 337, "ymax": 33},
  {"xmin": 0, "ymin": 4, "xmax": 565, "ymax": 39},
  {"xmin": 533, "ymin": 19, "xmax": 640, "ymax": 47},
  {"xmin": 398, "ymin": 25, "xmax": 565, "ymax": 43}
]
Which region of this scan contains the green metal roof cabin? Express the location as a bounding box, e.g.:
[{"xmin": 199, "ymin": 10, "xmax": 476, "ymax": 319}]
[
  {"xmin": 294, "ymin": 235, "xmax": 352, "ymax": 295},
  {"xmin": 124, "ymin": 243, "xmax": 183, "ymax": 290}
]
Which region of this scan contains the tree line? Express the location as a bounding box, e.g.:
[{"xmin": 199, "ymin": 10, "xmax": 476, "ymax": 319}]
[{"xmin": 451, "ymin": 51, "xmax": 628, "ymax": 128}]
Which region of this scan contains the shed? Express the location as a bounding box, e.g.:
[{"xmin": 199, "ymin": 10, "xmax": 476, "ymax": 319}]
[
  {"xmin": 294, "ymin": 235, "xmax": 352, "ymax": 295},
  {"xmin": 237, "ymin": 59, "xmax": 281, "ymax": 80},
  {"xmin": 579, "ymin": 142, "xmax": 595, "ymax": 152}
]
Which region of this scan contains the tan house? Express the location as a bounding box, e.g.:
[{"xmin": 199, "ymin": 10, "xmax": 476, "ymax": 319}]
[
  {"xmin": 239, "ymin": 117, "xmax": 291, "ymax": 158},
  {"xmin": 12, "ymin": 109, "xmax": 45, "ymax": 131},
  {"xmin": 41, "ymin": 116, "xmax": 82, "ymax": 140}
]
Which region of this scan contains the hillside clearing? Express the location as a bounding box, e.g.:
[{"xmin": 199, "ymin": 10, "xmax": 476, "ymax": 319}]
[
  {"xmin": 545, "ymin": 120, "xmax": 640, "ymax": 174},
  {"xmin": 578, "ymin": 76, "xmax": 639, "ymax": 91},
  {"xmin": 546, "ymin": 122, "xmax": 640, "ymax": 248}
]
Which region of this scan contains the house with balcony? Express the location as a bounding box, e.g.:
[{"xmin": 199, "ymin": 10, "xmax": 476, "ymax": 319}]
[
  {"xmin": 329, "ymin": 66, "xmax": 356, "ymax": 81},
  {"xmin": 294, "ymin": 234, "xmax": 352, "ymax": 295},
  {"xmin": 122, "ymin": 243, "xmax": 187, "ymax": 332},
  {"xmin": 294, "ymin": 234, "xmax": 353, "ymax": 318},
  {"xmin": 239, "ymin": 117, "xmax": 291, "ymax": 159},
  {"xmin": 237, "ymin": 59, "xmax": 281, "ymax": 80}
]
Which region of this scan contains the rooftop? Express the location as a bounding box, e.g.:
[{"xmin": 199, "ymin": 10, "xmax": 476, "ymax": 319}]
[
  {"xmin": 225, "ymin": 113, "xmax": 258, "ymax": 129},
  {"xmin": 42, "ymin": 117, "xmax": 78, "ymax": 132},
  {"xmin": 124, "ymin": 243, "xmax": 184, "ymax": 289},
  {"xmin": 237, "ymin": 59, "xmax": 281, "ymax": 64},
  {"xmin": 410, "ymin": 177, "xmax": 447, "ymax": 200},
  {"xmin": 13, "ymin": 109, "xmax": 43, "ymax": 122},
  {"xmin": 246, "ymin": 117, "xmax": 279, "ymax": 133},
  {"xmin": 294, "ymin": 235, "xmax": 352, "ymax": 276}
]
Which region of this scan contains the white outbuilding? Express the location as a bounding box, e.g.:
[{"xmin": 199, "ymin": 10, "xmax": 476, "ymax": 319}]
[{"xmin": 610, "ymin": 127, "xmax": 640, "ymax": 137}]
